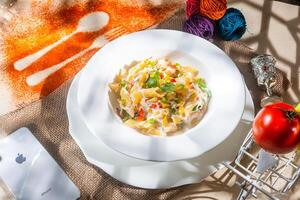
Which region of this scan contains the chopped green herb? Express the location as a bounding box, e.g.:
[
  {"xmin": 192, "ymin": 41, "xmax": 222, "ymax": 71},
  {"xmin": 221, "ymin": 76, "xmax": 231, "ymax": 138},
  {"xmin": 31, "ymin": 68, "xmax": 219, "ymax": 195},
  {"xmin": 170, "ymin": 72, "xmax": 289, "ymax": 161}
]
[
  {"xmin": 146, "ymin": 71, "xmax": 160, "ymax": 88},
  {"xmin": 120, "ymin": 81, "xmax": 127, "ymax": 87},
  {"xmin": 123, "ymin": 116, "xmax": 130, "ymax": 121},
  {"xmin": 160, "ymin": 83, "xmax": 175, "ymax": 92},
  {"xmin": 196, "ymin": 78, "xmax": 207, "ymax": 89},
  {"xmin": 150, "ymin": 71, "xmax": 160, "ymax": 79},
  {"xmin": 148, "ymin": 118, "xmax": 157, "ymax": 124},
  {"xmin": 146, "ymin": 77, "xmax": 158, "ymax": 88},
  {"xmin": 121, "ymin": 99, "xmax": 126, "ymax": 106},
  {"xmin": 192, "ymin": 104, "xmax": 203, "ymax": 112},
  {"xmin": 174, "ymin": 95, "xmax": 180, "ymax": 103},
  {"xmin": 161, "ymin": 96, "xmax": 168, "ymax": 103},
  {"xmin": 146, "ymin": 59, "xmax": 158, "ymax": 67},
  {"xmin": 176, "ymin": 83, "xmax": 185, "ymax": 90},
  {"xmin": 177, "ymin": 72, "xmax": 184, "ymax": 77},
  {"xmin": 171, "ymin": 103, "xmax": 177, "ymax": 114},
  {"xmin": 178, "ymin": 122, "xmax": 184, "ymax": 129},
  {"xmin": 192, "ymin": 104, "xmax": 198, "ymax": 111},
  {"xmin": 121, "ymin": 109, "xmax": 130, "ymax": 121},
  {"xmin": 134, "ymin": 68, "xmax": 142, "ymax": 73}
]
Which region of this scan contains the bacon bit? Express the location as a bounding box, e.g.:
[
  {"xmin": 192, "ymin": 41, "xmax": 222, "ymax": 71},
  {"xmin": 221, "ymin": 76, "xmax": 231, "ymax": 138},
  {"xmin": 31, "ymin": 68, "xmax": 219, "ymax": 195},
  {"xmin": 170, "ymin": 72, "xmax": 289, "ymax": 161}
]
[
  {"xmin": 196, "ymin": 97, "xmax": 199, "ymax": 100},
  {"xmin": 160, "ymin": 73, "xmax": 164, "ymax": 79},
  {"xmin": 170, "ymin": 78, "xmax": 176, "ymax": 83},
  {"xmin": 170, "ymin": 64, "xmax": 177, "ymax": 69},
  {"xmin": 137, "ymin": 116, "xmax": 143, "ymax": 121},
  {"xmin": 150, "ymin": 103, "xmax": 157, "ymax": 109},
  {"xmin": 158, "ymin": 102, "xmax": 162, "ymax": 108},
  {"xmin": 137, "ymin": 107, "xmax": 145, "ymax": 121}
]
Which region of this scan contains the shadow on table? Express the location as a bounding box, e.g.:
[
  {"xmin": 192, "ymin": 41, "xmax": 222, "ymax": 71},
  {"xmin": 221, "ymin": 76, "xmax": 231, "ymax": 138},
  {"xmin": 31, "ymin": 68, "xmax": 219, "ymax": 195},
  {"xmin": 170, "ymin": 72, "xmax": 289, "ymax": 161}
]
[
  {"xmin": 1, "ymin": 1, "xmax": 297, "ymax": 199},
  {"xmin": 37, "ymin": 2, "xmax": 296, "ymax": 199},
  {"xmin": 236, "ymin": 0, "xmax": 300, "ymax": 104},
  {"xmin": 158, "ymin": 6, "xmax": 292, "ymax": 110}
]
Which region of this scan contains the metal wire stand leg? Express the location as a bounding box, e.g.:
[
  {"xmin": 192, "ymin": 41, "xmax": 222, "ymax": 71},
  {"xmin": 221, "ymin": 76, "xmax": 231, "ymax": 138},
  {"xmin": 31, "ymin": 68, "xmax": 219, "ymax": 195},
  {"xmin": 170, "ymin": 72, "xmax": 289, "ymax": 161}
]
[{"xmin": 222, "ymin": 131, "xmax": 300, "ymax": 200}]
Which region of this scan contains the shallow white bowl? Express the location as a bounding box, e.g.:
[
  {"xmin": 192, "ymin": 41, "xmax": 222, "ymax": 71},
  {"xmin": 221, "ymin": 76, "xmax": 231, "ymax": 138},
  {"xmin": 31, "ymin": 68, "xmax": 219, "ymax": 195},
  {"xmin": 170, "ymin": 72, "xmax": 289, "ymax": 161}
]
[
  {"xmin": 77, "ymin": 29, "xmax": 245, "ymax": 161},
  {"xmin": 68, "ymin": 72, "xmax": 254, "ymax": 189}
]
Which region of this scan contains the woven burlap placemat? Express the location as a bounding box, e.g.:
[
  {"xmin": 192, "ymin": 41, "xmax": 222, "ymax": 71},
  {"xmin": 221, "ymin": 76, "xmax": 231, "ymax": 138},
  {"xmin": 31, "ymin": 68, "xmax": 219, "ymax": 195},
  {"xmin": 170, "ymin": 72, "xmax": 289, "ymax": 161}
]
[{"xmin": 0, "ymin": 9, "xmax": 289, "ymax": 200}]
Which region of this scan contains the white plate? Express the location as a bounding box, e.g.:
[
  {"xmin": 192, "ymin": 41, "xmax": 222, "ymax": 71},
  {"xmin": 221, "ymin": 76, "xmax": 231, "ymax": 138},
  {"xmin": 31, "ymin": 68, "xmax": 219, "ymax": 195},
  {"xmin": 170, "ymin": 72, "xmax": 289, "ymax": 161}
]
[
  {"xmin": 77, "ymin": 29, "xmax": 246, "ymax": 161},
  {"xmin": 67, "ymin": 72, "xmax": 254, "ymax": 189}
]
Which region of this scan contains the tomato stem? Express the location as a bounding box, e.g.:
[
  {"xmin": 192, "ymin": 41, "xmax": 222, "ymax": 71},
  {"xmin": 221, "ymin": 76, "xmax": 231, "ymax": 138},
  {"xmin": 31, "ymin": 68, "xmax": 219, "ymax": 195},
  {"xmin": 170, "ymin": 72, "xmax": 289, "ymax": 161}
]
[
  {"xmin": 272, "ymin": 106, "xmax": 298, "ymax": 120},
  {"xmin": 286, "ymin": 110, "xmax": 297, "ymax": 120}
]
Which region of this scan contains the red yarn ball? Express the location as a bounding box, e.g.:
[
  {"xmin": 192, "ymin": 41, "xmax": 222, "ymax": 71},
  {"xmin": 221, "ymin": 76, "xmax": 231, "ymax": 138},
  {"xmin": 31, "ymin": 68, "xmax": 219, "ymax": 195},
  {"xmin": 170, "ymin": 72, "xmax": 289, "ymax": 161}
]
[
  {"xmin": 199, "ymin": 0, "xmax": 227, "ymax": 20},
  {"xmin": 186, "ymin": 0, "xmax": 200, "ymax": 18}
]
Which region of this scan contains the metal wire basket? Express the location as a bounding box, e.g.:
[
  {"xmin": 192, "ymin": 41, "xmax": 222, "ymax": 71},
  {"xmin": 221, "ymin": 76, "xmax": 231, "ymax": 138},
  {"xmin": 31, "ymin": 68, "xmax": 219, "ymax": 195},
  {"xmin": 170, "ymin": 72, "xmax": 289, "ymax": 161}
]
[{"xmin": 223, "ymin": 131, "xmax": 300, "ymax": 200}]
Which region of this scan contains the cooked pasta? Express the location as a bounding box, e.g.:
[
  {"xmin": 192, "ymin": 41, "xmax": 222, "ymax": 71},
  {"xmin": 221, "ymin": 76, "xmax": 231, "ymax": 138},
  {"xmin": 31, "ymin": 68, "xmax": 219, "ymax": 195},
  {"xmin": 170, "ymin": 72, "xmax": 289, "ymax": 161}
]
[{"xmin": 109, "ymin": 58, "xmax": 210, "ymax": 136}]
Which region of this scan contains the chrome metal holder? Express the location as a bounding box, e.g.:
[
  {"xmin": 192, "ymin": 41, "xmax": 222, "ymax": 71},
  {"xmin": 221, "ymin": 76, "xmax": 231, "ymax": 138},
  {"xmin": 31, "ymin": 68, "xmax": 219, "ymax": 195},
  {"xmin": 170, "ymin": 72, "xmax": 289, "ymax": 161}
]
[
  {"xmin": 223, "ymin": 54, "xmax": 300, "ymax": 199},
  {"xmin": 223, "ymin": 131, "xmax": 300, "ymax": 200}
]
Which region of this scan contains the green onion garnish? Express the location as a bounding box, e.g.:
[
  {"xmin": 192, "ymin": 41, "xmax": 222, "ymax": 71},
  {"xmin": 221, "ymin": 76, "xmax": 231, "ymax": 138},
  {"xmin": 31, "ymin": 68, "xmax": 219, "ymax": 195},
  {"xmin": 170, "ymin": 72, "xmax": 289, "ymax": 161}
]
[
  {"xmin": 160, "ymin": 83, "xmax": 175, "ymax": 92},
  {"xmin": 148, "ymin": 118, "xmax": 157, "ymax": 124}
]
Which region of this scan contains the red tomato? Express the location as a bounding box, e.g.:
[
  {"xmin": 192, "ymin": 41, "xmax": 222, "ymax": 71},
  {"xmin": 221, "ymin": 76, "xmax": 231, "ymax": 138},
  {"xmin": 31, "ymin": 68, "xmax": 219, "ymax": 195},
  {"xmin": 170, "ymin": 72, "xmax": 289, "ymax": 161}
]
[
  {"xmin": 170, "ymin": 64, "xmax": 177, "ymax": 69},
  {"xmin": 170, "ymin": 78, "xmax": 176, "ymax": 83},
  {"xmin": 150, "ymin": 103, "xmax": 157, "ymax": 109},
  {"xmin": 252, "ymin": 102, "xmax": 300, "ymax": 154},
  {"xmin": 137, "ymin": 107, "xmax": 145, "ymax": 121}
]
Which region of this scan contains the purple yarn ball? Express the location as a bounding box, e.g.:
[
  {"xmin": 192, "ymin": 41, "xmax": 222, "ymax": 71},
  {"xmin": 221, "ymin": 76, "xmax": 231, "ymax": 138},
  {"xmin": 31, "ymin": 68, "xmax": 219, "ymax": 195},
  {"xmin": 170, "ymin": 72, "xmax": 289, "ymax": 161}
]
[{"xmin": 183, "ymin": 14, "xmax": 214, "ymax": 40}]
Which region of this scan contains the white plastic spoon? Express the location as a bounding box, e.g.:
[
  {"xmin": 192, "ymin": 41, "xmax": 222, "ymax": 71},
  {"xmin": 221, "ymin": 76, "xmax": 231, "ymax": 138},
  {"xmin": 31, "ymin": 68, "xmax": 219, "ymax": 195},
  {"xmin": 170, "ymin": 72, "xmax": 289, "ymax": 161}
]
[
  {"xmin": 26, "ymin": 27, "xmax": 128, "ymax": 86},
  {"xmin": 14, "ymin": 11, "xmax": 109, "ymax": 71}
]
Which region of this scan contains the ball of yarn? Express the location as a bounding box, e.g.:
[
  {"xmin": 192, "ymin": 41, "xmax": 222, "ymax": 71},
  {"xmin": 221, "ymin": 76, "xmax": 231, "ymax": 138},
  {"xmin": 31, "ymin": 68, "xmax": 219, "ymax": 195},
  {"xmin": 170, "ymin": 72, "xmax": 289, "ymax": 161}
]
[
  {"xmin": 199, "ymin": 0, "xmax": 227, "ymax": 20},
  {"xmin": 183, "ymin": 14, "xmax": 214, "ymax": 40},
  {"xmin": 217, "ymin": 8, "xmax": 246, "ymax": 41},
  {"xmin": 186, "ymin": 0, "xmax": 200, "ymax": 18}
]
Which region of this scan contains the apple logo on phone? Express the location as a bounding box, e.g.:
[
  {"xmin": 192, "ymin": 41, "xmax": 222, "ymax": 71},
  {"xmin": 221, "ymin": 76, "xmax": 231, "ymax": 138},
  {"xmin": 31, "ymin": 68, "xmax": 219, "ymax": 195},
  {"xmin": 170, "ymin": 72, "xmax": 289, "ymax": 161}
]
[{"xmin": 15, "ymin": 153, "xmax": 26, "ymax": 164}]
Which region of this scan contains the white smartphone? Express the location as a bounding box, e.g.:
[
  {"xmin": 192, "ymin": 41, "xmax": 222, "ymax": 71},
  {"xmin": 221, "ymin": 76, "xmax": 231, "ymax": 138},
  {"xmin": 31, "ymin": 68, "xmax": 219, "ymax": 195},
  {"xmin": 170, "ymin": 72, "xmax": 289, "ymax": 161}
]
[{"xmin": 0, "ymin": 128, "xmax": 80, "ymax": 200}]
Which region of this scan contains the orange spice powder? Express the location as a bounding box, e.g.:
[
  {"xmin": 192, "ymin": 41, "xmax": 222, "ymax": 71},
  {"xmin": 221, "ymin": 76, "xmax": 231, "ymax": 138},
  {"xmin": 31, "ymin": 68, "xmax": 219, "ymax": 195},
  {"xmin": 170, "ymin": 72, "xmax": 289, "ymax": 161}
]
[{"xmin": 1, "ymin": 0, "xmax": 180, "ymax": 111}]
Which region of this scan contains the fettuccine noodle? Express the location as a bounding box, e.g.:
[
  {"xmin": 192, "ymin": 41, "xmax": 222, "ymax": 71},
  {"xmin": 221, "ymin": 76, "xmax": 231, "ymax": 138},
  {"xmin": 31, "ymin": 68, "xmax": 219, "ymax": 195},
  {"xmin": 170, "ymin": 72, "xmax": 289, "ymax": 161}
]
[{"xmin": 109, "ymin": 58, "xmax": 210, "ymax": 136}]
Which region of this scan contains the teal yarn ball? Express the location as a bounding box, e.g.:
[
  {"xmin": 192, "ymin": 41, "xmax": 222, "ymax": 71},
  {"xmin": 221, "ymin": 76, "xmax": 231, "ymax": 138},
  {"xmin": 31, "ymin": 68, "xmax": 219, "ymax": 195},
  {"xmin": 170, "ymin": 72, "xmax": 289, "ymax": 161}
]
[{"xmin": 217, "ymin": 8, "xmax": 246, "ymax": 41}]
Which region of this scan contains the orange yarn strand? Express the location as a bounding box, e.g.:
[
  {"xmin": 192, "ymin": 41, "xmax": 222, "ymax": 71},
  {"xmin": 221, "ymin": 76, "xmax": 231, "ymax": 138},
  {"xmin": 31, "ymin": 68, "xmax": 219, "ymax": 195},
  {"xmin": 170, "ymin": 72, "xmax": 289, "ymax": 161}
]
[{"xmin": 199, "ymin": 0, "xmax": 227, "ymax": 20}]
